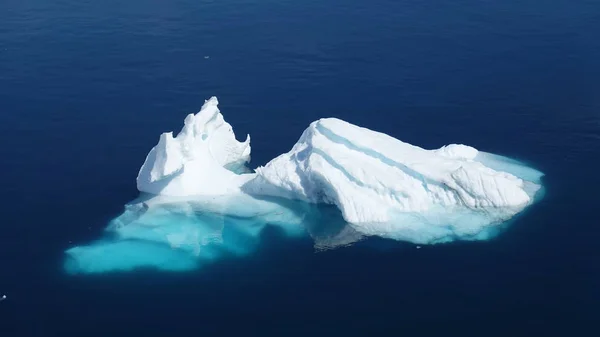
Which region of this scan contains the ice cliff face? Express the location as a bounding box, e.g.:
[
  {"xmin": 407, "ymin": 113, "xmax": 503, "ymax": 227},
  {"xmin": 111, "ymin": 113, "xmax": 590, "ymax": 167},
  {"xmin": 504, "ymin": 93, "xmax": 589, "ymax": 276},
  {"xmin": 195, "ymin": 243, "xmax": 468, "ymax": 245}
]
[{"xmin": 137, "ymin": 97, "xmax": 252, "ymax": 196}]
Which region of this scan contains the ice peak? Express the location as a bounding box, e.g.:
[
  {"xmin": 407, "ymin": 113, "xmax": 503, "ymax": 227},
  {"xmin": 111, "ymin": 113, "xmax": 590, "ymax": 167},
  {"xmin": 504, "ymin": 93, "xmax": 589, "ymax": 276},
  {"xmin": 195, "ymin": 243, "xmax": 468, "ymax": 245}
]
[{"xmin": 137, "ymin": 96, "xmax": 251, "ymax": 196}]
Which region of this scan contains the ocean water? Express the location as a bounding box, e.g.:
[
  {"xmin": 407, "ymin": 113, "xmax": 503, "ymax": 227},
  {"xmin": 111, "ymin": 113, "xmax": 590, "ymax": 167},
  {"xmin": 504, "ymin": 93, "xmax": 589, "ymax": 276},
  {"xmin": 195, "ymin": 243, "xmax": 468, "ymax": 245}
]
[{"xmin": 1, "ymin": 0, "xmax": 599, "ymax": 336}]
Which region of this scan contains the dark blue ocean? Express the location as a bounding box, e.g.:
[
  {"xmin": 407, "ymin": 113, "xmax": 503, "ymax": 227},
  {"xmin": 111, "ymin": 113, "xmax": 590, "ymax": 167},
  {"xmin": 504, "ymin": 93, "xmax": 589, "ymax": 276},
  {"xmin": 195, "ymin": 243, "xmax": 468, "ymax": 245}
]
[{"xmin": 1, "ymin": 0, "xmax": 599, "ymax": 336}]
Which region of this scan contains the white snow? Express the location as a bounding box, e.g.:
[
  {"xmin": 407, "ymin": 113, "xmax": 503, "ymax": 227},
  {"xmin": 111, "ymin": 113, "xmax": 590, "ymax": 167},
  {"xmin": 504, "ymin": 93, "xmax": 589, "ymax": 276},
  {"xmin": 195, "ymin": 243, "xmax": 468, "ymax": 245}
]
[{"xmin": 137, "ymin": 97, "xmax": 252, "ymax": 196}]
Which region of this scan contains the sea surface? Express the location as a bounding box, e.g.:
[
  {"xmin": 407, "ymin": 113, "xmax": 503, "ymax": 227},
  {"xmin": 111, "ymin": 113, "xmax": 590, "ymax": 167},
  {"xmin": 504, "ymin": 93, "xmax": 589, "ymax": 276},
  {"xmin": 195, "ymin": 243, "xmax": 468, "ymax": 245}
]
[{"xmin": 1, "ymin": 0, "xmax": 599, "ymax": 336}]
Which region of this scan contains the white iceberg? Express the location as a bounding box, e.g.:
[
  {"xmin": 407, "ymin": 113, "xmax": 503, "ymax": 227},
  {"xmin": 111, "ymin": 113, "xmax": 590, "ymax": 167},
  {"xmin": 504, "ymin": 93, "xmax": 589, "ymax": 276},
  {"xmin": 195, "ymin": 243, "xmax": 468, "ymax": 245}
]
[
  {"xmin": 65, "ymin": 97, "xmax": 543, "ymax": 274},
  {"xmin": 137, "ymin": 97, "xmax": 252, "ymax": 196},
  {"xmin": 246, "ymin": 117, "xmax": 543, "ymax": 242},
  {"xmin": 136, "ymin": 97, "xmax": 542, "ymax": 238},
  {"xmin": 249, "ymin": 118, "xmax": 539, "ymax": 220}
]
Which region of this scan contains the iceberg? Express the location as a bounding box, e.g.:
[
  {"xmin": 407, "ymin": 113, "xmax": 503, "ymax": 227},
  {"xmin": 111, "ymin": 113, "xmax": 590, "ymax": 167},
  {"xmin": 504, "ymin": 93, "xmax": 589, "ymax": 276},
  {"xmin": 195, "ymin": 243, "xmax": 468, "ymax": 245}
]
[
  {"xmin": 137, "ymin": 97, "xmax": 252, "ymax": 196},
  {"xmin": 246, "ymin": 118, "xmax": 543, "ymax": 242},
  {"xmin": 65, "ymin": 97, "xmax": 543, "ymax": 274},
  {"xmin": 248, "ymin": 119, "xmax": 539, "ymax": 219}
]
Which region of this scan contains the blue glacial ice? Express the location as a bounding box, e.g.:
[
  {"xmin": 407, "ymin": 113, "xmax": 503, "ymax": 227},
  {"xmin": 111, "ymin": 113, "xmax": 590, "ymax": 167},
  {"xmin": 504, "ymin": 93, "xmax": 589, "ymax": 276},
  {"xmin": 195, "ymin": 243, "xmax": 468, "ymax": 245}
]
[{"xmin": 64, "ymin": 97, "xmax": 544, "ymax": 274}]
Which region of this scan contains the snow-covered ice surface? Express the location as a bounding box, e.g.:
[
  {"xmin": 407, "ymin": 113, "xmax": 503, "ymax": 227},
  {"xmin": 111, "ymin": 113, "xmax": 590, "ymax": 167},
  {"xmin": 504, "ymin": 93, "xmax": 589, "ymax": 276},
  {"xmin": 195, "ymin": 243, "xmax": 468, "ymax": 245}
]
[
  {"xmin": 136, "ymin": 97, "xmax": 253, "ymax": 196},
  {"xmin": 247, "ymin": 118, "xmax": 543, "ymax": 243},
  {"xmin": 65, "ymin": 97, "xmax": 544, "ymax": 274}
]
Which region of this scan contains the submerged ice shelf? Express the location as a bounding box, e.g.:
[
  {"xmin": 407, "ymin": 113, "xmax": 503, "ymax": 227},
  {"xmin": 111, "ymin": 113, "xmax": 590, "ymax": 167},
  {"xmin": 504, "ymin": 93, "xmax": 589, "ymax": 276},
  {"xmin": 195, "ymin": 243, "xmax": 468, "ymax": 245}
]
[{"xmin": 65, "ymin": 97, "xmax": 544, "ymax": 274}]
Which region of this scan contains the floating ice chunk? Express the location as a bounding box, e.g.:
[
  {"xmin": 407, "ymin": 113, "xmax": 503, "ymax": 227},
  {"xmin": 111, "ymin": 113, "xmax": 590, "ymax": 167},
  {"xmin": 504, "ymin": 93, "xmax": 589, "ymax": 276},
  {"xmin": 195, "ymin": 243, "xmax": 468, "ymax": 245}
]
[
  {"xmin": 135, "ymin": 98, "xmax": 541, "ymax": 227},
  {"xmin": 137, "ymin": 97, "xmax": 251, "ymax": 196},
  {"xmin": 135, "ymin": 98, "xmax": 543, "ymax": 238},
  {"xmin": 65, "ymin": 97, "xmax": 545, "ymax": 274},
  {"xmin": 248, "ymin": 118, "xmax": 543, "ymax": 238}
]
